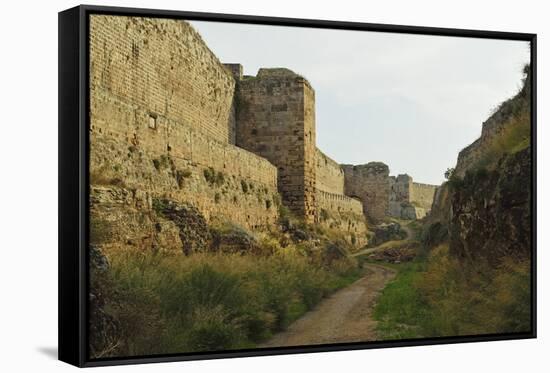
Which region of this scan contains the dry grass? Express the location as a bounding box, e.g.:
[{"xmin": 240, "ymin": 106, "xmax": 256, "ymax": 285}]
[
  {"xmin": 374, "ymin": 244, "xmax": 531, "ymax": 339},
  {"xmin": 90, "ymin": 242, "xmax": 362, "ymax": 358}
]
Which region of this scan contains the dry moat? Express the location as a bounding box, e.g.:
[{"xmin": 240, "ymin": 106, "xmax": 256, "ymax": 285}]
[{"xmin": 88, "ymin": 15, "xmax": 532, "ymax": 358}]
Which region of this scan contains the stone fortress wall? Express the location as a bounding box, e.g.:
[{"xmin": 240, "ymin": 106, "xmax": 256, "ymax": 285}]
[
  {"xmin": 314, "ymin": 149, "xmax": 367, "ymax": 246},
  {"xmin": 316, "ymin": 149, "xmax": 345, "ymax": 195},
  {"xmin": 234, "ymin": 67, "xmax": 317, "ymax": 223},
  {"xmin": 90, "ymin": 15, "xmax": 366, "ymax": 250},
  {"xmin": 90, "ymin": 15, "xmax": 280, "ymax": 254},
  {"xmin": 454, "ymin": 108, "xmax": 513, "ymax": 178},
  {"xmin": 454, "ymin": 71, "xmax": 530, "ymax": 179},
  {"xmin": 411, "ymin": 182, "xmax": 438, "ymax": 210},
  {"xmin": 90, "ymin": 15, "xmax": 439, "ymax": 254},
  {"xmin": 90, "ymin": 15, "xmax": 237, "ymax": 144},
  {"xmin": 388, "ymin": 175, "xmax": 438, "ymax": 219},
  {"xmin": 341, "ymin": 163, "xmax": 391, "ymax": 222}
]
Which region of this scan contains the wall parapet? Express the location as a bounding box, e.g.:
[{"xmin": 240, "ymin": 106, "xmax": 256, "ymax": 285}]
[
  {"xmin": 316, "ymin": 148, "xmax": 345, "ymax": 195},
  {"xmin": 316, "ymin": 189, "xmax": 363, "ymax": 216}
]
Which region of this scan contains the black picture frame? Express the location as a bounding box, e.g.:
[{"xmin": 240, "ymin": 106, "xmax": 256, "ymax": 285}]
[{"xmin": 59, "ymin": 4, "xmax": 537, "ymax": 368}]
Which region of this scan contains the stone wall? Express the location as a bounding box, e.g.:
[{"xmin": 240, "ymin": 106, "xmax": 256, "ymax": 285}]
[
  {"xmin": 342, "ymin": 162, "xmax": 390, "ymax": 222},
  {"xmin": 388, "ymin": 174, "xmax": 437, "ymax": 219},
  {"xmin": 455, "ymin": 107, "xmax": 512, "ymax": 178},
  {"xmin": 316, "ymin": 190, "xmax": 368, "ymax": 248},
  {"xmin": 316, "ymin": 149, "xmax": 345, "ymax": 195},
  {"xmin": 454, "ymin": 70, "xmax": 530, "ymax": 178},
  {"xmin": 316, "ymin": 190, "xmax": 363, "ymax": 216},
  {"xmin": 90, "ymin": 87, "xmax": 279, "ymax": 229},
  {"xmin": 90, "ymin": 15, "xmax": 236, "ymax": 144},
  {"xmin": 411, "ymin": 182, "xmax": 437, "ymax": 210},
  {"xmin": 89, "ymin": 16, "xmax": 281, "ymax": 254},
  {"xmin": 236, "ymin": 68, "xmax": 317, "ymax": 223},
  {"xmin": 388, "ymin": 174, "xmax": 411, "ymax": 218}
]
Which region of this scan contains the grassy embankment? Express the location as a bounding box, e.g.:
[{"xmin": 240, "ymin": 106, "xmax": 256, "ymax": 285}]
[
  {"xmin": 90, "ymin": 213, "xmax": 364, "ymax": 358},
  {"xmin": 372, "ymin": 245, "xmax": 530, "ymax": 340},
  {"xmin": 372, "ymin": 66, "xmax": 531, "ymax": 340}
]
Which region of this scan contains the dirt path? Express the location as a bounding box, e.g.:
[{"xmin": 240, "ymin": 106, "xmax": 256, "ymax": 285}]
[{"xmin": 259, "ymin": 264, "xmax": 396, "ymax": 348}]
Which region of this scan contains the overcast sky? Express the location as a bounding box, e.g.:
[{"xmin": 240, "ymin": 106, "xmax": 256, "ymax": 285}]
[{"xmin": 191, "ymin": 21, "xmax": 530, "ymax": 185}]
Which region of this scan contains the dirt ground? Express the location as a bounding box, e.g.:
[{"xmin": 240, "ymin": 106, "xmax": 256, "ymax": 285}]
[{"xmin": 259, "ymin": 263, "xmax": 396, "ymax": 348}]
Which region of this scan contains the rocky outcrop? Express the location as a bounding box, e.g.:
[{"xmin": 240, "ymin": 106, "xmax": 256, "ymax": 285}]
[
  {"xmin": 90, "ymin": 186, "xmax": 184, "ymax": 254},
  {"xmin": 89, "ymin": 245, "xmax": 120, "ymax": 358},
  {"xmin": 210, "ymin": 224, "xmax": 259, "ymax": 254},
  {"xmin": 428, "ymin": 65, "xmax": 531, "ymax": 265},
  {"xmin": 367, "ymin": 222, "xmax": 406, "ymax": 247},
  {"xmin": 153, "ymin": 199, "xmax": 212, "ymax": 254},
  {"xmin": 454, "ymin": 65, "xmax": 531, "ymax": 178},
  {"xmin": 449, "ymin": 147, "xmax": 531, "ymax": 264}
]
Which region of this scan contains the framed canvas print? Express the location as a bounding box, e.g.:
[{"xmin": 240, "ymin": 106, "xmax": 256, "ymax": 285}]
[{"xmin": 58, "ymin": 5, "xmax": 537, "ymax": 367}]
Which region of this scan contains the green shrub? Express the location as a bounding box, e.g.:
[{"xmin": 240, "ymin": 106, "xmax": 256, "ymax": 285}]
[
  {"xmin": 186, "ymin": 306, "xmax": 242, "ymax": 351},
  {"xmin": 204, "ymin": 167, "xmax": 225, "ymax": 186},
  {"xmin": 153, "ymin": 154, "xmax": 171, "ymax": 171},
  {"xmin": 446, "ymin": 173, "xmax": 464, "ymax": 191},
  {"xmin": 152, "ymin": 198, "xmax": 169, "ymax": 214},
  {"xmin": 175, "ymin": 169, "xmax": 192, "ymax": 188}
]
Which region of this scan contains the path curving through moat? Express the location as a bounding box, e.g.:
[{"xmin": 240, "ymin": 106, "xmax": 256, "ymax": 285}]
[{"xmin": 259, "ymin": 263, "xmax": 396, "ymax": 347}]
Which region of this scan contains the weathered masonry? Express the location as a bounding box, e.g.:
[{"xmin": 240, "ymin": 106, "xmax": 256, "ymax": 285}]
[
  {"xmin": 90, "ymin": 15, "xmax": 437, "ymax": 256},
  {"xmin": 341, "ymin": 163, "xmax": 391, "ymax": 222},
  {"xmin": 90, "ymin": 16, "xmax": 280, "ymax": 255},
  {"xmin": 232, "ymin": 67, "xmax": 317, "ymax": 223},
  {"xmin": 89, "ymin": 15, "xmax": 368, "ymax": 251},
  {"xmin": 388, "ymin": 175, "xmax": 438, "ymax": 219}
]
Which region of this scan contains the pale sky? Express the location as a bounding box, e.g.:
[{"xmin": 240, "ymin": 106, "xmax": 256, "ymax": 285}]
[{"xmin": 191, "ymin": 21, "xmax": 530, "ymax": 185}]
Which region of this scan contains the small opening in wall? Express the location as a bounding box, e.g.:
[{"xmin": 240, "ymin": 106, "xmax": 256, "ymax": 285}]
[{"xmin": 148, "ymin": 114, "xmax": 157, "ymax": 130}]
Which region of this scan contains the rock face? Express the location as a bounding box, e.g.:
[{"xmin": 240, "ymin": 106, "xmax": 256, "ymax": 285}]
[
  {"xmin": 89, "ymin": 246, "xmax": 119, "ymax": 358},
  {"xmin": 449, "ymin": 147, "xmax": 531, "ymax": 264},
  {"xmin": 90, "ymin": 186, "xmax": 184, "ymax": 254},
  {"xmin": 367, "ymin": 222, "xmax": 406, "ymax": 247},
  {"xmin": 153, "ymin": 199, "xmax": 212, "ymax": 254},
  {"xmin": 426, "ymin": 65, "xmax": 531, "ymax": 265},
  {"xmin": 210, "ymin": 225, "xmax": 259, "ymax": 254}
]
